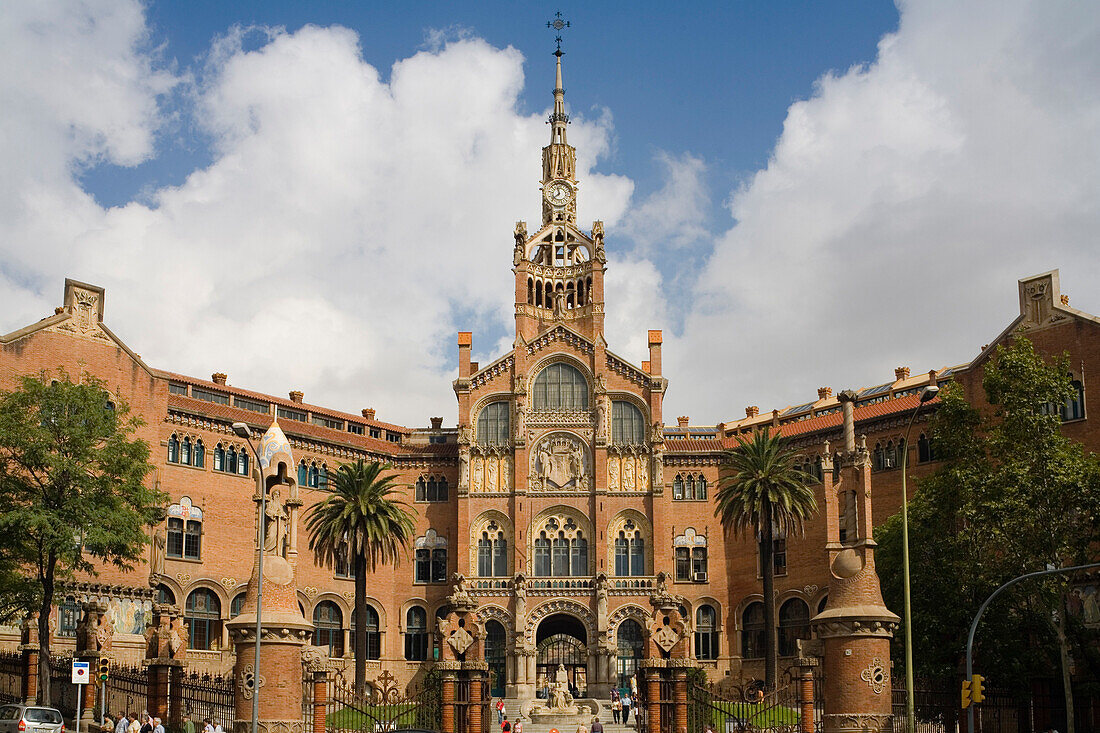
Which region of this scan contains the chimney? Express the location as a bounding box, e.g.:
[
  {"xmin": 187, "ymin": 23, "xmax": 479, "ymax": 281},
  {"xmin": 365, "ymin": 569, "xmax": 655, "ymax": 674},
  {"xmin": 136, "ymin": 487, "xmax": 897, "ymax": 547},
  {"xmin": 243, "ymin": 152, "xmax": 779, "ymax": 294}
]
[
  {"xmin": 838, "ymin": 389, "xmax": 858, "ymax": 452},
  {"xmin": 211, "ymin": 372, "xmax": 227, "ymax": 385},
  {"xmin": 928, "ymin": 369, "xmax": 938, "ymax": 387},
  {"xmin": 362, "ymin": 408, "xmax": 376, "ymax": 421},
  {"xmin": 894, "ymin": 366, "xmax": 910, "ymax": 382},
  {"xmin": 458, "ymin": 332, "xmax": 473, "ymax": 378},
  {"xmin": 289, "ymin": 390, "xmax": 304, "ymax": 403},
  {"xmin": 817, "ymin": 387, "xmax": 832, "ymax": 400},
  {"xmin": 430, "ymin": 417, "xmax": 443, "ymax": 430},
  {"xmin": 677, "ymin": 416, "xmax": 690, "ymax": 428},
  {"xmin": 746, "ymin": 406, "xmax": 759, "ymax": 418},
  {"xmin": 772, "ymin": 409, "xmax": 780, "ymax": 427},
  {"xmin": 648, "ymin": 330, "xmax": 663, "ymax": 376}
]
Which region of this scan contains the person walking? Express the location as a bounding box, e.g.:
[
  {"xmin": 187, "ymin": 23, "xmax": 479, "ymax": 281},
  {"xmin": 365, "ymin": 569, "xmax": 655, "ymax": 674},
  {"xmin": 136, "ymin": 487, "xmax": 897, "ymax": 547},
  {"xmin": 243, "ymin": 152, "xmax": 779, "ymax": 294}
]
[
  {"xmin": 114, "ymin": 713, "xmax": 129, "ymax": 733},
  {"xmin": 591, "ymin": 717, "xmax": 604, "ymax": 733},
  {"xmin": 127, "ymin": 713, "xmax": 140, "ymax": 733},
  {"xmin": 621, "ymin": 694, "xmax": 632, "ymax": 726},
  {"xmin": 612, "ymin": 692, "xmax": 622, "ymax": 725},
  {"xmin": 501, "ymin": 716, "xmax": 511, "ymax": 733},
  {"xmin": 139, "ymin": 713, "xmax": 153, "ymax": 733},
  {"xmin": 152, "ymin": 718, "xmax": 165, "ymax": 733},
  {"xmin": 496, "ymin": 698, "xmax": 505, "ymax": 725}
]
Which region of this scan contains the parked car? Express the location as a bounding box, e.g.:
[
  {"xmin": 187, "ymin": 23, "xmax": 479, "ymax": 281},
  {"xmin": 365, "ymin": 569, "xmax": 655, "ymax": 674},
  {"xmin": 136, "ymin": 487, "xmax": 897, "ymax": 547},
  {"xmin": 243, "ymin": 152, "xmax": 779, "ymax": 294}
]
[{"xmin": 0, "ymin": 705, "xmax": 64, "ymax": 733}]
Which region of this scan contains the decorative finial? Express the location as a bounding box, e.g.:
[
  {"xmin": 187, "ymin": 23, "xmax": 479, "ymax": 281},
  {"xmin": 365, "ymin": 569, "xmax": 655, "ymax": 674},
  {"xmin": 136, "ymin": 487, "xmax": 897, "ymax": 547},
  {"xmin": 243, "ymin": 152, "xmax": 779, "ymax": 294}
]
[{"xmin": 547, "ymin": 11, "xmax": 571, "ymax": 55}]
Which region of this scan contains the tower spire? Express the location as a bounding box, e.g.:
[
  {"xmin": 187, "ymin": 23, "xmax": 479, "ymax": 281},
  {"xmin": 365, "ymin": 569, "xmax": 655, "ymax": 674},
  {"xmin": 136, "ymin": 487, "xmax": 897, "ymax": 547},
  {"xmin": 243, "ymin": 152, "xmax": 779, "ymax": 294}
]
[{"xmin": 542, "ymin": 12, "xmax": 576, "ymax": 226}]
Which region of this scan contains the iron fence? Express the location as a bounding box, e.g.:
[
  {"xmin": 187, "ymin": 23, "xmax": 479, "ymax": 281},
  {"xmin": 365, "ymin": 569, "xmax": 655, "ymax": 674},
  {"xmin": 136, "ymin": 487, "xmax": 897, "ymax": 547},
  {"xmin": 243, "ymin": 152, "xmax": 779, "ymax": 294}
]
[
  {"xmin": 177, "ymin": 671, "xmax": 234, "ymax": 730},
  {"xmin": 46, "ymin": 656, "xmax": 79, "ymax": 719},
  {"xmin": 105, "ymin": 664, "xmax": 148, "ymax": 720},
  {"xmin": 0, "ymin": 652, "xmax": 21, "ymax": 704},
  {"xmin": 689, "ymin": 677, "xmax": 802, "ymax": 733}
]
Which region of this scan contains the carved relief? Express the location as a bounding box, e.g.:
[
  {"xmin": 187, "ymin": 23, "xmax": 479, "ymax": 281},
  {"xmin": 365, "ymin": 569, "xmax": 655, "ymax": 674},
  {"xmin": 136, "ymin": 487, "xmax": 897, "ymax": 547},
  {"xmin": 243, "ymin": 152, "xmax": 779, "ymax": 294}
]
[
  {"xmin": 469, "ymin": 452, "xmax": 511, "ymax": 494},
  {"xmin": 471, "ymin": 456, "xmax": 484, "ymax": 493},
  {"xmin": 531, "ymin": 434, "xmax": 588, "ymax": 491},
  {"xmin": 56, "ymin": 286, "xmax": 108, "ymax": 341},
  {"xmin": 860, "ymin": 658, "xmax": 888, "ymax": 694},
  {"xmin": 607, "ymin": 450, "xmax": 650, "ymax": 492},
  {"xmin": 607, "ymin": 455, "xmax": 620, "ymax": 490}
]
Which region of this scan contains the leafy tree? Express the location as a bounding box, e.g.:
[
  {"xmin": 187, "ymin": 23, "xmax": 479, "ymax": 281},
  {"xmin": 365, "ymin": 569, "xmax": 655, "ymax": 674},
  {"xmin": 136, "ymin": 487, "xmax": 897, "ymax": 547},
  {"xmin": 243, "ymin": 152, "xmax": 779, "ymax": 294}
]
[
  {"xmin": 876, "ymin": 338, "xmax": 1100, "ymax": 730},
  {"xmin": 0, "ymin": 372, "xmax": 160, "ymax": 705},
  {"xmin": 304, "ymin": 459, "xmax": 416, "ymax": 694},
  {"xmin": 715, "ymin": 428, "xmax": 818, "ymax": 689}
]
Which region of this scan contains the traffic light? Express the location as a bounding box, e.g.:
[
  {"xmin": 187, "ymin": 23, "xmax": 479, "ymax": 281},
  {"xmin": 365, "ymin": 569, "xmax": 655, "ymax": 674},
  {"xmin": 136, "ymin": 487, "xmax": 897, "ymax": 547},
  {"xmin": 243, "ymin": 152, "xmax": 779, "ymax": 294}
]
[
  {"xmin": 971, "ymin": 674, "xmax": 985, "ymax": 704},
  {"xmin": 98, "ymin": 657, "xmax": 109, "ymax": 683},
  {"xmin": 961, "ymin": 679, "xmax": 972, "ymax": 709}
]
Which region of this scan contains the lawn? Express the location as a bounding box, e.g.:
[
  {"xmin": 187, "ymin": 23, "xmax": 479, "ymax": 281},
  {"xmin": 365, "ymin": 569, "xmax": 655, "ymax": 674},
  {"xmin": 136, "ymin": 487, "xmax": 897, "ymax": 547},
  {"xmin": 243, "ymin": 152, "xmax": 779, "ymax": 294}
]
[
  {"xmin": 327, "ymin": 703, "xmax": 421, "ymax": 731},
  {"xmin": 698, "ymin": 700, "xmax": 800, "ymax": 731}
]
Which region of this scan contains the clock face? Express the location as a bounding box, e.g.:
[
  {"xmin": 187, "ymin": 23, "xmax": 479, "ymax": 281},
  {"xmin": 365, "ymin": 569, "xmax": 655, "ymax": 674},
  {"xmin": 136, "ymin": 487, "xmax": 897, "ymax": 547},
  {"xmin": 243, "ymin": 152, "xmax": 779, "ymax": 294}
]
[{"xmin": 546, "ymin": 181, "xmax": 572, "ymax": 206}]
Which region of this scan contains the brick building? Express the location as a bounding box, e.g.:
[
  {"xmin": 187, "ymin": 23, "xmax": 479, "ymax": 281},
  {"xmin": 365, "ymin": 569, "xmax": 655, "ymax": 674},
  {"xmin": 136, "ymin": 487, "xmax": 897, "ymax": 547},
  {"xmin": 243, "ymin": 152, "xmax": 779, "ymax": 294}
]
[{"xmin": 0, "ymin": 54, "xmax": 1096, "ymax": 698}]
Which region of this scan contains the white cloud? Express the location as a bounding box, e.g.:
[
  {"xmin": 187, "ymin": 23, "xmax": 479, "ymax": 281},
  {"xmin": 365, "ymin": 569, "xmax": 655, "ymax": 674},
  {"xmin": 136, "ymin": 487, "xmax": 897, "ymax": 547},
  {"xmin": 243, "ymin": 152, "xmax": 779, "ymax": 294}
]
[
  {"xmin": 620, "ymin": 151, "xmax": 709, "ymax": 253},
  {"xmin": 0, "ymin": 4, "xmax": 632, "ymax": 425},
  {"xmin": 664, "ymin": 0, "xmax": 1100, "ymax": 424}
]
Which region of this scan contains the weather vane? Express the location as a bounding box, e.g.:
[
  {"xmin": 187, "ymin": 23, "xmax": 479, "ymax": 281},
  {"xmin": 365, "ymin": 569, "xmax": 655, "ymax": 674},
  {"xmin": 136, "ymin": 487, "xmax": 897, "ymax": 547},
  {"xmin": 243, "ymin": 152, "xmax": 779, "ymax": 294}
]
[{"xmin": 547, "ymin": 11, "xmax": 570, "ymax": 55}]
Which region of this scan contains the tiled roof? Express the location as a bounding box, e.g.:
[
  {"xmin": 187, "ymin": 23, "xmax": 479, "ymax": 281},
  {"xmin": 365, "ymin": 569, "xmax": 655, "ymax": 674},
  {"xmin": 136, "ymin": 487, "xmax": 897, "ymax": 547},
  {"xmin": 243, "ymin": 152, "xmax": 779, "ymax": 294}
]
[
  {"xmin": 665, "ymin": 438, "xmax": 725, "ymax": 453},
  {"xmin": 156, "ymin": 370, "xmax": 409, "ymax": 433},
  {"xmin": 167, "ymin": 394, "xmax": 420, "ymax": 458}
]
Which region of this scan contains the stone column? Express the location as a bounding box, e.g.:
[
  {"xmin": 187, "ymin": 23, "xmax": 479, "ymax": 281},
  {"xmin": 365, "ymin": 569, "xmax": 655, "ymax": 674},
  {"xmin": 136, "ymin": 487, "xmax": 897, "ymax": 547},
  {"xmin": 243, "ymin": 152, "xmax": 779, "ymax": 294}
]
[
  {"xmin": 467, "ymin": 669, "xmax": 486, "ymax": 733},
  {"xmin": 299, "ymin": 649, "xmax": 332, "ymax": 733},
  {"xmin": 144, "ymin": 603, "xmax": 187, "ymax": 727},
  {"xmin": 145, "ymin": 664, "xmax": 172, "ymax": 723},
  {"xmin": 20, "ymin": 645, "xmax": 38, "ymax": 705},
  {"xmin": 76, "ymin": 601, "xmax": 114, "ymax": 728}
]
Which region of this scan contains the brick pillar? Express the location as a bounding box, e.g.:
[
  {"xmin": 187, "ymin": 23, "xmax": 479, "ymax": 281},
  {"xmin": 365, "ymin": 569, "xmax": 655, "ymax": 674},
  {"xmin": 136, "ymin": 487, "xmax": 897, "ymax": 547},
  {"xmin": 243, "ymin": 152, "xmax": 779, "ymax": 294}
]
[
  {"xmin": 442, "ymin": 670, "xmax": 457, "ymax": 733},
  {"xmin": 798, "ymin": 664, "xmax": 815, "ymax": 733},
  {"xmin": 468, "ymin": 672, "xmax": 485, "ymax": 733},
  {"xmin": 311, "ymin": 670, "xmax": 328, "ymax": 733},
  {"xmin": 80, "ymin": 654, "xmax": 100, "ymax": 726},
  {"xmin": 646, "ymin": 671, "xmax": 661, "ymax": 733},
  {"xmin": 20, "ymin": 646, "xmax": 38, "ymax": 705},
  {"xmin": 673, "ymin": 669, "xmax": 687, "ymax": 733},
  {"xmin": 146, "ymin": 663, "xmax": 172, "ymax": 722}
]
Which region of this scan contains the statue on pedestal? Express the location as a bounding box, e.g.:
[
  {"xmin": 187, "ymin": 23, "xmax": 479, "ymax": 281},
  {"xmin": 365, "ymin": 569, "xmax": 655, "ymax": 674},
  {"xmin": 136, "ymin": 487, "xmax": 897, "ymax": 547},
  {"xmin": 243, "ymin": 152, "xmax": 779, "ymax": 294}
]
[{"xmin": 547, "ymin": 664, "xmax": 574, "ymax": 709}]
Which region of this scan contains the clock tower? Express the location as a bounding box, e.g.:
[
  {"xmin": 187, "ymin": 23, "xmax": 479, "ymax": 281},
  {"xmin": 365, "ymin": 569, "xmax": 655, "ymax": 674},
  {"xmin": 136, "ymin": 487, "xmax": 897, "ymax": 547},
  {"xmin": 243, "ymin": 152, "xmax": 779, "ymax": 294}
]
[{"xmin": 512, "ymin": 49, "xmax": 606, "ymax": 343}]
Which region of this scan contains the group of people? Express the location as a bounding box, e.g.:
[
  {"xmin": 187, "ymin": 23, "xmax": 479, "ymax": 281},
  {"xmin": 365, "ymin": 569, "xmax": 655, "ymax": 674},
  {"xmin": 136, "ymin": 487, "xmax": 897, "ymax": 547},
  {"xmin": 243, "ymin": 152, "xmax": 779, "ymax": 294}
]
[
  {"xmin": 103, "ymin": 712, "xmax": 223, "ymax": 733},
  {"xmin": 610, "ymin": 689, "xmax": 634, "ymax": 725},
  {"xmin": 494, "ymin": 699, "xmax": 521, "ymax": 733}
]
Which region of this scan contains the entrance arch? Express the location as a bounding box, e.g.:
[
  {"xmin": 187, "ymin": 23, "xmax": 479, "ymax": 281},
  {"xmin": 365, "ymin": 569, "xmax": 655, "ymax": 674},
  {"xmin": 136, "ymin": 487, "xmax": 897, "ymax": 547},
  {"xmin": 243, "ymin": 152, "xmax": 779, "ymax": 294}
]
[{"xmin": 536, "ymin": 613, "xmax": 588, "ymax": 697}]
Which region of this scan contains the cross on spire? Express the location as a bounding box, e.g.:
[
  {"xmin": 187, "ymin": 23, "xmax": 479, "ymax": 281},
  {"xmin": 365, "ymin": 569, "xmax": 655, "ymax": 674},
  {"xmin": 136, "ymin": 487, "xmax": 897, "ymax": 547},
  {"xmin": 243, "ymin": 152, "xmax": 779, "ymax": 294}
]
[{"xmin": 547, "ymin": 11, "xmax": 570, "ymax": 55}]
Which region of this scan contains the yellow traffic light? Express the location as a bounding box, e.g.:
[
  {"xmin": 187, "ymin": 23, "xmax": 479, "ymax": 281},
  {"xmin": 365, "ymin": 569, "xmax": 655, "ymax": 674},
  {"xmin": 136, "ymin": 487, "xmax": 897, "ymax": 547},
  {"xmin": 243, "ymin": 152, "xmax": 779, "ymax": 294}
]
[
  {"xmin": 961, "ymin": 679, "xmax": 972, "ymax": 709},
  {"xmin": 972, "ymin": 674, "xmax": 985, "ymax": 704},
  {"xmin": 98, "ymin": 657, "xmax": 109, "ymax": 683}
]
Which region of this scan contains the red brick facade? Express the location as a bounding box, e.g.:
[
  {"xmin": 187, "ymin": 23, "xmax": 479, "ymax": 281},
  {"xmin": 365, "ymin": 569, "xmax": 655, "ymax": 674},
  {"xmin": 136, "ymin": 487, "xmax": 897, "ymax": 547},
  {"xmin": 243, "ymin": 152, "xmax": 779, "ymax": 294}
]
[{"xmin": 1, "ymin": 60, "xmax": 1097, "ymax": 700}]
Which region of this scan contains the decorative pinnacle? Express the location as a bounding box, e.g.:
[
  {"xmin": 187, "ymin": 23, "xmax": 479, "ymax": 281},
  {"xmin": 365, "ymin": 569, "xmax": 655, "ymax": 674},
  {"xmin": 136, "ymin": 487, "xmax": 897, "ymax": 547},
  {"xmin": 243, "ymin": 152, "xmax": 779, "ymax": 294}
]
[{"xmin": 547, "ymin": 11, "xmax": 570, "ymax": 55}]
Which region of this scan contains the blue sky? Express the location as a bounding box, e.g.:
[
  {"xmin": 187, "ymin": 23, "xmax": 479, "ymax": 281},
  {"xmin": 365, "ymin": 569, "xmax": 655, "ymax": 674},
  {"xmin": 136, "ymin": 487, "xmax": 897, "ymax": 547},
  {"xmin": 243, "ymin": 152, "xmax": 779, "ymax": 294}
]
[{"xmin": 2, "ymin": 1, "xmax": 1098, "ymax": 426}]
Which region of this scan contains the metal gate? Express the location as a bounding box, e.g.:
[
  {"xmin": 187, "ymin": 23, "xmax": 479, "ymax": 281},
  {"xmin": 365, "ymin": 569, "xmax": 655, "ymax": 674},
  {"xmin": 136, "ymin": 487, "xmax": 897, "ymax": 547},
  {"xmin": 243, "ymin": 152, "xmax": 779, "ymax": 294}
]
[
  {"xmin": 324, "ymin": 669, "xmax": 441, "ymax": 733},
  {"xmin": 689, "ymin": 679, "xmax": 802, "ymax": 733}
]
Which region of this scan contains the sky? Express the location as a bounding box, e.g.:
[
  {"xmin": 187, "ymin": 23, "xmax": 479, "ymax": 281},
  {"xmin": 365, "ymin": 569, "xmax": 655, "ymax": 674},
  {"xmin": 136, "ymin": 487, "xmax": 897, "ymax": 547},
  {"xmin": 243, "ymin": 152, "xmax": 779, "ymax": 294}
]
[{"xmin": 1, "ymin": 0, "xmax": 1098, "ymax": 427}]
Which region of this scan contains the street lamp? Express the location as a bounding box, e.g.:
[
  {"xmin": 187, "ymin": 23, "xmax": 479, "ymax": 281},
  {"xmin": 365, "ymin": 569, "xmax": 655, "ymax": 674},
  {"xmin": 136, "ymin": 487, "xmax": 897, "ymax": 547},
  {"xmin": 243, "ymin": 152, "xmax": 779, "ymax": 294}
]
[
  {"xmin": 900, "ymin": 385, "xmax": 938, "ymax": 733},
  {"xmin": 232, "ymin": 422, "xmax": 264, "ymax": 733}
]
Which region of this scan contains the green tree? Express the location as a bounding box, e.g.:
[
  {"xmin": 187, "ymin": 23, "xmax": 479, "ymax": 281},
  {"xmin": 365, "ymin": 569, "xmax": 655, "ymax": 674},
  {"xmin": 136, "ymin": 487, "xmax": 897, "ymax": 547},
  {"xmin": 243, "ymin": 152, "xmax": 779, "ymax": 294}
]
[
  {"xmin": 0, "ymin": 372, "xmax": 160, "ymax": 705},
  {"xmin": 715, "ymin": 427, "xmax": 818, "ymax": 689},
  {"xmin": 876, "ymin": 338, "xmax": 1100, "ymax": 730},
  {"xmin": 304, "ymin": 459, "xmax": 416, "ymax": 694}
]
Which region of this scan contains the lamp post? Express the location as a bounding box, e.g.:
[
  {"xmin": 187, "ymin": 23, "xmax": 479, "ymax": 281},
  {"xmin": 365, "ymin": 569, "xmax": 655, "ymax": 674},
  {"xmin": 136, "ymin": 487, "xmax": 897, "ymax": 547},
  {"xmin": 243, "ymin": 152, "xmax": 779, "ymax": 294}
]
[
  {"xmin": 900, "ymin": 385, "xmax": 938, "ymax": 733},
  {"xmin": 232, "ymin": 422, "xmax": 264, "ymax": 733}
]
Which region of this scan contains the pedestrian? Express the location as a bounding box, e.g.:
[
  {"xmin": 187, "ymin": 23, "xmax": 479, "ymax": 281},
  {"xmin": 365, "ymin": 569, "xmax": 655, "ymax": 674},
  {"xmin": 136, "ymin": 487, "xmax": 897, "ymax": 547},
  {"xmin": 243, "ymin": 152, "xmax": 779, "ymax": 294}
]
[
  {"xmin": 127, "ymin": 713, "xmax": 141, "ymax": 733},
  {"xmin": 621, "ymin": 694, "xmax": 631, "ymax": 725},
  {"xmin": 502, "ymin": 716, "xmax": 511, "ymax": 733},
  {"xmin": 496, "ymin": 698, "xmax": 505, "ymax": 725},
  {"xmin": 202, "ymin": 719, "xmax": 215, "ymax": 733},
  {"xmin": 152, "ymin": 718, "xmax": 165, "ymax": 733},
  {"xmin": 213, "ymin": 722, "xmax": 224, "ymax": 733},
  {"xmin": 612, "ymin": 693, "xmax": 622, "ymax": 724},
  {"xmin": 184, "ymin": 718, "xmax": 196, "ymax": 733},
  {"xmin": 591, "ymin": 717, "xmax": 604, "ymax": 733},
  {"xmin": 140, "ymin": 713, "xmax": 153, "ymax": 733},
  {"xmin": 100, "ymin": 714, "xmax": 114, "ymax": 733},
  {"xmin": 513, "ymin": 718, "xmax": 523, "ymax": 733},
  {"xmin": 575, "ymin": 722, "xmax": 587, "ymax": 733}
]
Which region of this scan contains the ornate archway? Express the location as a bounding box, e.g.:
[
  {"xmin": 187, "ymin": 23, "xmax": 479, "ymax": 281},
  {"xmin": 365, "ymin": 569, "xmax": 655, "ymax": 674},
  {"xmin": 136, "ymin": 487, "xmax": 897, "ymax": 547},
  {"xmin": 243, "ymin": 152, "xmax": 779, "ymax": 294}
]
[{"xmin": 535, "ymin": 613, "xmax": 589, "ymax": 697}]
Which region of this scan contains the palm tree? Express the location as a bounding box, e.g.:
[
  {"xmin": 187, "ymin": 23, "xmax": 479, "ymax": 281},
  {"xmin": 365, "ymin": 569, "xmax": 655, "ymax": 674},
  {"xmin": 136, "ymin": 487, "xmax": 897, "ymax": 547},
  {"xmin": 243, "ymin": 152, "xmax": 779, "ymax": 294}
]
[
  {"xmin": 715, "ymin": 427, "xmax": 818, "ymax": 690},
  {"xmin": 304, "ymin": 459, "xmax": 416, "ymax": 693}
]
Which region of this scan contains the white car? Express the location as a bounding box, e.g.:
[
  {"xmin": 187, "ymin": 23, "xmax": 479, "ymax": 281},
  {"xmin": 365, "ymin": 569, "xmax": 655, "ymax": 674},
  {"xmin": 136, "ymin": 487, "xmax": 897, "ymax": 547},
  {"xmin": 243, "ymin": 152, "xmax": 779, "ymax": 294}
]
[{"xmin": 0, "ymin": 705, "xmax": 65, "ymax": 733}]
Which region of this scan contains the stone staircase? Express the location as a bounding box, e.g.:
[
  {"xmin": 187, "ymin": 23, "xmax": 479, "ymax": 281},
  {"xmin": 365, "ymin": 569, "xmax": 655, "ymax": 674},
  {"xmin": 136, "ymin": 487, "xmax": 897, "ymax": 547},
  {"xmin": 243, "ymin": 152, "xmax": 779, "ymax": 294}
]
[{"xmin": 496, "ymin": 699, "xmax": 641, "ymax": 733}]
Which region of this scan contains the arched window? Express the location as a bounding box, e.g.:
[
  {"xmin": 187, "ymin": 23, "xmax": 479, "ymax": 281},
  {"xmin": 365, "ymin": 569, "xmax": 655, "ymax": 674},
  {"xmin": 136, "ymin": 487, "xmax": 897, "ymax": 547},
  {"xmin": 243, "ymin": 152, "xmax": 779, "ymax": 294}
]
[
  {"xmin": 918, "ymin": 433, "xmax": 933, "ymax": 463},
  {"xmin": 697, "ymin": 475, "xmax": 708, "ymax": 500},
  {"xmin": 612, "ymin": 401, "xmax": 645, "ymax": 445},
  {"xmin": 872, "ymin": 443, "xmax": 885, "ymax": 472},
  {"xmin": 617, "ymin": 619, "xmax": 645, "ymax": 689},
  {"xmin": 57, "ymin": 596, "xmax": 81, "ymax": 637},
  {"xmin": 155, "ymin": 584, "xmax": 175, "ymax": 605},
  {"xmin": 185, "ymin": 589, "xmax": 221, "ymax": 650},
  {"xmin": 416, "ymin": 476, "xmax": 449, "ymax": 503},
  {"xmin": 1063, "ymin": 380, "xmax": 1085, "ymax": 421},
  {"xmin": 741, "ymin": 602, "xmax": 765, "ymax": 659},
  {"xmin": 614, "ymin": 521, "xmax": 645, "ymax": 576},
  {"xmin": 181, "ymin": 437, "xmax": 191, "ymax": 466},
  {"xmin": 673, "ymin": 475, "xmax": 684, "ymax": 500},
  {"xmin": 193, "ymin": 440, "xmax": 205, "ymax": 468},
  {"xmin": 695, "ymin": 605, "xmax": 719, "ymax": 660},
  {"xmin": 226, "ymin": 446, "xmax": 238, "ymax": 474},
  {"xmin": 838, "ymin": 490, "xmax": 857, "ymax": 543},
  {"xmin": 534, "ymin": 534, "xmax": 551, "ymax": 577},
  {"xmin": 167, "ymin": 434, "xmax": 180, "ymax": 463},
  {"xmin": 571, "ymin": 534, "xmax": 588, "ymax": 576},
  {"xmin": 238, "ymin": 450, "xmax": 250, "ymax": 476},
  {"xmin": 350, "ymin": 605, "xmax": 381, "ymax": 660},
  {"xmin": 532, "ymin": 363, "xmax": 588, "ymax": 410},
  {"xmin": 405, "ymin": 607, "xmax": 428, "ymax": 661},
  {"xmin": 230, "ymin": 593, "xmax": 246, "ymax": 618},
  {"xmin": 477, "ymin": 527, "xmax": 508, "ymax": 577},
  {"xmin": 214, "ymin": 444, "xmax": 225, "ymax": 472},
  {"xmin": 298, "ymin": 461, "xmax": 308, "ymax": 486},
  {"xmin": 166, "ymin": 498, "xmax": 202, "ymax": 561},
  {"xmin": 778, "ymin": 599, "xmax": 811, "ymax": 657},
  {"xmin": 313, "ymin": 601, "xmax": 344, "ymax": 657},
  {"xmin": 477, "ymin": 402, "xmax": 510, "ymax": 446},
  {"xmin": 486, "ymin": 620, "xmax": 507, "ymax": 697}
]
